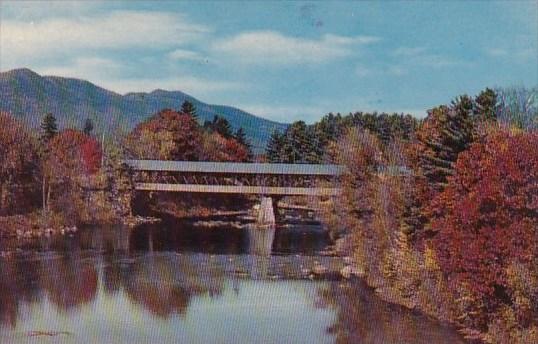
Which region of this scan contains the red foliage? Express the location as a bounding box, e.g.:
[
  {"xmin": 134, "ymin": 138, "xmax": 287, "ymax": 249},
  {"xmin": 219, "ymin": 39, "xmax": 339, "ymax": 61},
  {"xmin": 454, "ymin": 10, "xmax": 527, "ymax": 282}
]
[
  {"xmin": 201, "ymin": 132, "xmax": 250, "ymax": 162},
  {"xmin": 429, "ymin": 129, "xmax": 538, "ymax": 325},
  {"xmin": 80, "ymin": 138, "xmax": 102, "ymax": 174},
  {"xmin": 49, "ymin": 129, "xmax": 102, "ymax": 175}
]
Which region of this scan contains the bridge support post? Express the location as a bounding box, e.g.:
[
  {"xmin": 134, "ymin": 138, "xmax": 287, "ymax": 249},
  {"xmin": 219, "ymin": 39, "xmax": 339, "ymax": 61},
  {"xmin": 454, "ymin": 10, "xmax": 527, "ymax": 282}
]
[{"xmin": 257, "ymin": 196, "xmax": 276, "ymax": 226}]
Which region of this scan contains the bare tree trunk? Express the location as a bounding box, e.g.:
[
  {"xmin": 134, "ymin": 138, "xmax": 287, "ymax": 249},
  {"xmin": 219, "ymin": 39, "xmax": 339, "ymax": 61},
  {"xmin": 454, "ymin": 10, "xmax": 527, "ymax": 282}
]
[
  {"xmin": 42, "ymin": 175, "xmax": 46, "ymax": 214},
  {"xmin": 46, "ymin": 183, "xmax": 52, "ymax": 213}
]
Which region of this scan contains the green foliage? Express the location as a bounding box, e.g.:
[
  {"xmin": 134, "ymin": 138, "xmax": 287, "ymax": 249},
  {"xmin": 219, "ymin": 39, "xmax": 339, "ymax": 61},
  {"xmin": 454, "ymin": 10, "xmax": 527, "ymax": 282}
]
[
  {"xmin": 40, "ymin": 113, "xmax": 58, "ymax": 144},
  {"xmin": 474, "ymin": 87, "xmax": 498, "ymax": 121},
  {"xmin": 83, "ymin": 118, "xmax": 94, "ymax": 136},
  {"xmin": 234, "ymin": 127, "xmax": 253, "ymax": 159},
  {"xmin": 203, "ymin": 115, "xmax": 233, "ymax": 138},
  {"xmin": 180, "ymin": 100, "xmax": 197, "ymax": 119},
  {"xmin": 265, "ymin": 111, "xmax": 418, "ymax": 164},
  {"xmin": 265, "ymin": 130, "xmax": 284, "ymax": 162}
]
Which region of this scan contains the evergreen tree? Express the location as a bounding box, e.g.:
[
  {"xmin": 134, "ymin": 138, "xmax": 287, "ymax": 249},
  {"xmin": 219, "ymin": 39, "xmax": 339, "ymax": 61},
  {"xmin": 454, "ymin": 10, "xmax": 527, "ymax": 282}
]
[
  {"xmin": 40, "ymin": 113, "xmax": 58, "ymax": 144},
  {"xmin": 415, "ymin": 95, "xmax": 475, "ymax": 192},
  {"xmin": 234, "ymin": 128, "xmax": 253, "ymax": 159},
  {"xmin": 205, "ymin": 115, "xmax": 233, "ymax": 138},
  {"xmin": 181, "ymin": 100, "xmax": 197, "ymax": 119},
  {"xmin": 83, "ymin": 118, "xmax": 94, "ymax": 136},
  {"xmin": 474, "ymin": 88, "xmax": 497, "ymax": 121},
  {"xmin": 266, "ymin": 130, "xmax": 284, "ymax": 162},
  {"xmin": 234, "ymin": 127, "xmax": 250, "ymax": 147}
]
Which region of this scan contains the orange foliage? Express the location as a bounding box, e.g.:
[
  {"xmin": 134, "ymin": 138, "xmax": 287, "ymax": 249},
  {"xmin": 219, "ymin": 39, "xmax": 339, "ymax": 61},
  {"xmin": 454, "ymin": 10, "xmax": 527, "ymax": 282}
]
[
  {"xmin": 48, "ymin": 129, "xmax": 101, "ymax": 175},
  {"xmin": 201, "ymin": 132, "xmax": 250, "ymax": 162},
  {"xmin": 429, "ymin": 128, "xmax": 538, "ymax": 328},
  {"xmin": 128, "ymin": 109, "xmax": 201, "ymax": 160}
]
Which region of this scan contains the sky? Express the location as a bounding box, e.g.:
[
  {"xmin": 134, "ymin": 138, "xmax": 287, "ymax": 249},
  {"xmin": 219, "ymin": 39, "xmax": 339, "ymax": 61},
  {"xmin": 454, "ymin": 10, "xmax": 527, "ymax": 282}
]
[{"xmin": 1, "ymin": 1, "xmax": 537, "ymax": 123}]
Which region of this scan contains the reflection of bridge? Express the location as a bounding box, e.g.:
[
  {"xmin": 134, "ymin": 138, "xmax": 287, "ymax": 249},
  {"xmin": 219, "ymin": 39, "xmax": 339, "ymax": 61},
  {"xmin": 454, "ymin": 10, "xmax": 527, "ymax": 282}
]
[{"xmin": 124, "ymin": 160, "xmax": 344, "ymax": 197}]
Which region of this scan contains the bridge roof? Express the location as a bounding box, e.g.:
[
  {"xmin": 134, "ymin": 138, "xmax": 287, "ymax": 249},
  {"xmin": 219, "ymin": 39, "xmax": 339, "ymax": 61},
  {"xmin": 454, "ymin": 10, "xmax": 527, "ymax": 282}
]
[{"xmin": 124, "ymin": 160, "xmax": 344, "ymax": 176}]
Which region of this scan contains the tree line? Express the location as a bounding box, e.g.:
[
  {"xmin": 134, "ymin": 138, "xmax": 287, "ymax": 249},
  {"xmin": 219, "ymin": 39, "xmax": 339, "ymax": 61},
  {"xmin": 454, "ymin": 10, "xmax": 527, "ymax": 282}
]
[
  {"xmin": 0, "ymin": 100, "xmax": 253, "ymax": 226},
  {"xmin": 317, "ymin": 86, "xmax": 538, "ymax": 343}
]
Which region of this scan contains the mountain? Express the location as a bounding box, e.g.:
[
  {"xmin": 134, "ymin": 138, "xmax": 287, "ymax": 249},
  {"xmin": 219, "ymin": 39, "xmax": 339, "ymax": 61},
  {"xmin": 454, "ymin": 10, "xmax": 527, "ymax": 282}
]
[{"xmin": 0, "ymin": 68, "xmax": 288, "ymax": 152}]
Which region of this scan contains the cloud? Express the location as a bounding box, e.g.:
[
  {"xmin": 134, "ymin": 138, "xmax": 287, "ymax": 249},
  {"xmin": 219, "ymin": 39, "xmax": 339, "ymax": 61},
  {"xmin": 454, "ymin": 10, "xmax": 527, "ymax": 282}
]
[
  {"xmin": 34, "ymin": 57, "xmax": 242, "ymax": 97},
  {"xmin": 167, "ymin": 49, "xmax": 205, "ymax": 62},
  {"xmin": 212, "ymin": 31, "xmax": 380, "ymax": 65},
  {"xmin": 392, "ymin": 47, "xmax": 465, "ymax": 69},
  {"xmin": 237, "ymin": 103, "xmax": 331, "ymax": 123},
  {"xmin": 0, "ymin": 10, "xmax": 210, "ymax": 64},
  {"xmin": 103, "ymin": 77, "xmax": 243, "ymax": 96},
  {"xmin": 355, "ymin": 64, "xmax": 407, "ymax": 78},
  {"xmin": 37, "ymin": 57, "xmax": 123, "ymax": 81},
  {"xmin": 485, "ymin": 47, "xmax": 536, "ymax": 62}
]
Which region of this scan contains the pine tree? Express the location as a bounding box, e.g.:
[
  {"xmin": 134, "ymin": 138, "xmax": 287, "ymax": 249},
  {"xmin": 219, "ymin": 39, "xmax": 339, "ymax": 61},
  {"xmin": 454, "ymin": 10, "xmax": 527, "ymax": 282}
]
[
  {"xmin": 206, "ymin": 115, "xmax": 233, "ymax": 138},
  {"xmin": 40, "ymin": 113, "xmax": 58, "ymax": 143},
  {"xmin": 266, "ymin": 130, "xmax": 284, "ymax": 162},
  {"xmin": 474, "ymin": 88, "xmax": 497, "ymax": 121},
  {"xmin": 181, "ymin": 100, "xmax": 197, "ymax": 119},
  {"xmin": 83, "ymin": 118, "xmax": 94, "ymax": 136},
  {"xmin": 234, "ymin": 128, "xmax": 253, "ymax": 159},
  {"xmin": 415, "ymin": 95, "xmax": 475, "ymax": 192},
  {"xmin": 234, "ymin": 128, "xmax": 249, "ymax": 147}
]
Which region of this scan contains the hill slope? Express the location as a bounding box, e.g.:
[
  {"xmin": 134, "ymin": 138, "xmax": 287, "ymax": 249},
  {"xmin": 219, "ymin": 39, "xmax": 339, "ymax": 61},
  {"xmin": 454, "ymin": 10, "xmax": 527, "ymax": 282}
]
[{"xmin": 0, "ymin": 68, "xmax": 288, "ymax": 151}]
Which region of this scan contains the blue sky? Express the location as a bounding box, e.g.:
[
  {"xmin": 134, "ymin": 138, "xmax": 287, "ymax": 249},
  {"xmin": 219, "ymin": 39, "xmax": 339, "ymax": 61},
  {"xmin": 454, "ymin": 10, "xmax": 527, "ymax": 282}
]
[{"xmin": 1, "ymin": 1, "xmax": 536, "ymax": 123}]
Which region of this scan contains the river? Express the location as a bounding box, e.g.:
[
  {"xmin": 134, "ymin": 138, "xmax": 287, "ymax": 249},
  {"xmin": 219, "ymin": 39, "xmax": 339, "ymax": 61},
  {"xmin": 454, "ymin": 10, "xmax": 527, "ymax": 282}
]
[{"xmin": 0, "ymin": 218, "xmax": 466, "ymax": 343}]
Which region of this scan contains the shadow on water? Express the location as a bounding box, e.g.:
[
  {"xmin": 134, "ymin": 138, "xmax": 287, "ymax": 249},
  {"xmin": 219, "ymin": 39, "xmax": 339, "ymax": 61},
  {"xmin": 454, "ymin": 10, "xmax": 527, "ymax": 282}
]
[{"xmin": 0, "ymin": 218, "xmax": 468, "ymax": 343}]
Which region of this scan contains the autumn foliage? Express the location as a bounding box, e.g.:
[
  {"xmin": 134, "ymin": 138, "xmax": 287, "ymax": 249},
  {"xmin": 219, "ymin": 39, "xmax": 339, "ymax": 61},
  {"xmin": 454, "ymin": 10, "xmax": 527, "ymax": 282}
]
[
  {"xmin": 429, "ymin": 128, "xmax": 538, "ymax": 328},
  {"xmin": 126, "ymin": 108, "xmax": 251, "ymax": 162},
  {"xmin": 48, "ymin": 129, "xmax": 102, "ymax": 176}
]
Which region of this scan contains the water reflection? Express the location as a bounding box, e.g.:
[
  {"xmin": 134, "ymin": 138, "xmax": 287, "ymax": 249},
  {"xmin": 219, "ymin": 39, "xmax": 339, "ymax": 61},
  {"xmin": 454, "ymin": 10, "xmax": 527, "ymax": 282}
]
[
  {"xmin": 0, "ymin": 222, "xmax": 466, "ymax": 343},
  {"xmin": 318, "ymin": 279, "xmax": 466, "ymax": 344},
  {"xmin": 0, "ymin": 253, "xmax": 335, "ymax": 343}
]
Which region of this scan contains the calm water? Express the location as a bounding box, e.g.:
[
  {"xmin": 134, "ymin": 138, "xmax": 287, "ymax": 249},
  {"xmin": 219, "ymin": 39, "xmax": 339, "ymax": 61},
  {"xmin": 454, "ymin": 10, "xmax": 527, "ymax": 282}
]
[{"xmin": 0, "ymin": 219, "xmax": 466, "ymax": 343}]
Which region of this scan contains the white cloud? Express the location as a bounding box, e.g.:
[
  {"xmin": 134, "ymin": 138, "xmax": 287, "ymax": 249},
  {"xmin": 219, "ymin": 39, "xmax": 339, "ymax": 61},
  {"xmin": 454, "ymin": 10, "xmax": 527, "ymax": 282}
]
[
  {"xmin": 37, "ymin": 57, "xmax": 123, "ymax": 81},
  {"xmin": 167, "ymin": 49, "xmax": 205, "ymax": 61},
  {"xmin": 485, "ymin": 47, "xmax": 536, "ymax": 62},
  {"xmin": 355, "ymin": 64, "xmax": 407, "ymax": 78},
  {"xmin": 393, "ymin": 46, "xmax": 465, "ymax": 68},
  {"xmin": 103, "ymin": 77, "xmax": 243, "ymax": 96},
  {"xmin": 238, "ymin": 103, "xmax": 331, "ymax": 123},
  {"xmin": 212, "ymin": 31, "xmax": 380, "ymax": 65},
  {"xmin": 33, "ymin": 57, "xmax": 242, "ymax": 97},
  {"xmin": 0, "ymin": 10, "xmax": 210, "ymax": 64}
]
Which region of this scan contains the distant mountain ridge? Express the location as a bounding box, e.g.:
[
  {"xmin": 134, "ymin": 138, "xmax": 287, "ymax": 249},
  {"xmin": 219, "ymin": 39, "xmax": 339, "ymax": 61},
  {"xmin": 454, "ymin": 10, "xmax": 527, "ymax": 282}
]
[{"xmin": 0, "ymin": 68, "xmax": 288, "ymax": 151}]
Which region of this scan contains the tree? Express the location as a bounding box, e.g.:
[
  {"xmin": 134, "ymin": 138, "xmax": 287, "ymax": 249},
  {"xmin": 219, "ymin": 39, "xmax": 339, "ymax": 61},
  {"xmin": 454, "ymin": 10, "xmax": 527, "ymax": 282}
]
[
  {"xmin": 43, "ymin": 129, "xmax": 102, "ymax": 218},
  {"xmin": 201, "ymin": 132, "xmax": 250, "ymax": 162},
  {"xmin": 0, "ymin": 113, "xmax": 40, "ymax": 215},
  {"xmin": 413, "ymin": 97, "xmax": 475, "ymax": 193},
  {"xmin": 474, "ymin": 88, "xmax": 497, "ymax": 122},
  {"xmin": 495, "ymin": 87, "xmax": 538, "ymax": 130},
  {"xmin": 83, "ymin": 118, "xmax": 94, "ymax": 136},
  {"xmin": 40, "ymin": 113, "xmax": 58, "ymax": 143},
  {"xmin": 266, "ymin": 130, "xmax": 284, "ymax": 163},
  {"xmin": 180, "ymin": 100, "xmax": 197, "ymax": 119},
  {"xmin": 127, "ymin": 109, "xmax": 202, "ymax": 161},
  {"xmin": 429, "ymin": 128, "xmax": 538, "ymax": 329},
  {"xmin": 203, "ymin": 115, "xmax": 233, "ymax": 138},
  {"xmin": 234, "ymin": 127, "xmax": 252, "ymax": 159}
]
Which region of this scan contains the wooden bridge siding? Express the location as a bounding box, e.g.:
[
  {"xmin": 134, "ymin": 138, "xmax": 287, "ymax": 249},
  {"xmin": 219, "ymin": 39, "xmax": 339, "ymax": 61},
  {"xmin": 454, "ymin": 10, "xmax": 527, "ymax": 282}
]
[
  {"xmin": 135, "ymin": 183, "xmax": 341, "ymax": 196},
  {"xmin": 133, "ymin": 171, "xmax": 335, "ymax": 188}
]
